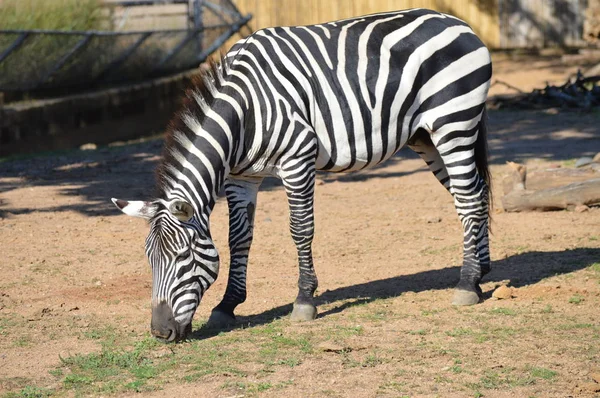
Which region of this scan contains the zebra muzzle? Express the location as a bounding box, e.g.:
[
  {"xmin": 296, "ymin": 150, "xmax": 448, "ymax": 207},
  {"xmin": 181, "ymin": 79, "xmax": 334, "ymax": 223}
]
[{"xmin": 151, "ymin": 301, "xmax": 182, "ymax": 342}]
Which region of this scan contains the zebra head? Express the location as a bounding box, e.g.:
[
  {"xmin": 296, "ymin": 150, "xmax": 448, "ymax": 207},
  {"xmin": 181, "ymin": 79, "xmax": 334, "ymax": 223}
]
[{"xmin": 111, "ymin": 197, "xmax": 219, "ymax": 342}]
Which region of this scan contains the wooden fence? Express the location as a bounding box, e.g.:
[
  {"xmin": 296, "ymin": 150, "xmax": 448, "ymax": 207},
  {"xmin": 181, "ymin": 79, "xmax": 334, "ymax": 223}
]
[{"xmin": 224, "ymin": 0, "xmax": 587, "ymax": 50}]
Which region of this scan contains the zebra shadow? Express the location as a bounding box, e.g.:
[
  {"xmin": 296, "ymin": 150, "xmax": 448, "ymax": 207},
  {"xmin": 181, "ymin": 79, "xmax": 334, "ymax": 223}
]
[{"xmin": 190, "ymin": 246, "xmax": 599, "ymax": 340}]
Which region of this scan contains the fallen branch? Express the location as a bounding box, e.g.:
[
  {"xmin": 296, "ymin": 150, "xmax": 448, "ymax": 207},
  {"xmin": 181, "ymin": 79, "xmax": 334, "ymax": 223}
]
[
  {"xmin": 488, "ymin": 70, "xmax": 600, "ymax": 111},
  {"xmin": 501, "ymin": 162, "xmax": 600, "ymax": 212}
]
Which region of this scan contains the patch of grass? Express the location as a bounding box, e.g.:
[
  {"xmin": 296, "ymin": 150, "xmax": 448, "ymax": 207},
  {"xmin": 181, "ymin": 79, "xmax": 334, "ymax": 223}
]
[
  {"xmin": 421, "ymin": 308, "xmax": 445, "ymax": 316},
  {"xmin": 378, "ymin": 380, "xmax": 408, "ymax": 394},
  {"xmin": 408, "ymin": 328, "xmax": 428, "ymax": 335},
  {"xmin": 359, "ymin": 309, "xmax": 391, "ymax": 321},
  {"xmin": 541, "ymin": 304, "xmax": 553, "ymax": 313},
  {"xmin": 556, "ymin": 323, "xmax": 595, "ymax": 330},
  {"xmin": 446, "ymin": 327, "xmax": 476, "ymax": 337},
  {"xmin": 361, "ymin": 353, "xmax": 385, "ymax": 368},
  {"xmin": 13, "ymin": 335, "xmax": 31, "ymax": 347},
  {"xmin": 4, "ymin": 386, "xmax": 54, "ymax": 398},
  {"xmin": 477, "ymin": 369, "xmax": 535, "ymax": 389},
  {"xmin": 568, "ymin": 295, "xmax": 584, "ymax": 304},
  {"xmin": 275, "ymin": 357, "xmax": 302, "ymax": 367},
  {"xmin": 221, "ymin": 380, "xmax": 274, "ymax": 394},
  {"xmin": 331, "ymin": 325, "xmax": 364, "ymax": 337},
  {"xmin": 81, "ymin": 325, "xmax": 119, "ymax": 342},
  {"xmin": 528, "ymin": 366, "xmax": 557, "ymax": 380},
  {"xmin": 489, "ymin": 307, "xmax": 517, "ymax": 316},
  {"xmin": 57, "ymin": 337, "xmax": 163, "ymax": 394}
]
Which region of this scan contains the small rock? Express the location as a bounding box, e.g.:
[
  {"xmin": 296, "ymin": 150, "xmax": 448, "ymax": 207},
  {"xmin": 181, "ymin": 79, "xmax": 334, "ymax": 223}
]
[
  {"xmin": 427, "ymin": 216, "xmax": 442, "ymax": 224},
  {"xmin": 492, "ymin": 285, "xmax": 513, "ymax": 300},
  {"xmin": 591, "ymin": 372, "xmax": 600, "ymax": 383},
  {"xmin": 593, "ymin": 152, "xmax": 600, "ymax": 163},
  {"xmin": 575, "ymin": 205, "xmax": 589, "ymax": 213},
  {"xmin": 79, "ymin": 143, "xmax": 97, "ymax": 151},
  {"xmin": 95, "ymin": 280, "xmax": 102, "ymax": 286},
  {"xmin": 575, "ymin": 157, "xmax": 593, "ymax": 168},
  {"xmin": 591, "ymin": 163, "xmax": 600, "ymax": 172}
]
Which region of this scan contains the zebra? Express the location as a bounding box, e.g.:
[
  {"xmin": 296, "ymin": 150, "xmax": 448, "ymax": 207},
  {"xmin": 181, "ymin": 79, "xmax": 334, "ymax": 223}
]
[{"xmin": 112, "ymin": 8, "xmax": 492, "ymax": 342}]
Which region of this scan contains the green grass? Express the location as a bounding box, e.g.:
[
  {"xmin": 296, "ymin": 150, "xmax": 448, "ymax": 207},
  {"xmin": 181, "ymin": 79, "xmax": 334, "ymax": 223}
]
[
  {"xmin": 0, "ymin": 0, "xmax": 105, "ymax": 31},
  {"xmin": 57, "ymin": 337, "xmax": 165, "ymax": 394},
  {"xmin": 489, "ymin": 307, "xmax": 518, "ymax": 316},
  {"xmin": 4, "ymin": 385, "xmax": 54, "ymax": 398},
  {"xmin": 0, "ymin": 0, "xmax": 110, "ymax": 91},
  {"xmin": 568, "ymin": 295, "xmax": 584, "ymax": 305},
  {"xmin": 40, "ymin": 318, "xmax": 319, "ymax": 395},
  {"xmin": 528, "ymin": 366, "xmax": 557, "ymax": 380}
]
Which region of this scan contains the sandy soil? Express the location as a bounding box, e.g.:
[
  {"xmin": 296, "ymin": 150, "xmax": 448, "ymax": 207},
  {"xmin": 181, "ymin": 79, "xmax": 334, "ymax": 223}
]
[{"xmin": 0, "ymin": 54, "xmax": 599, "ymax": 397}]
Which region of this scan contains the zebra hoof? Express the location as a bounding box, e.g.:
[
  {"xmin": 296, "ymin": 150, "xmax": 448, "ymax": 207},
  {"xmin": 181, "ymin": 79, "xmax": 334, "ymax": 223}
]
[
  {"xmin": 452, "ymin": 289, "xmax": 481, "ymax": 306},
  {"xmin": 290, "ymin": 303, "xmax": 317, "ymax": 322},
  {"xmin": 206, "ymin": 309, "xmax": 236, "ymax": 329}
]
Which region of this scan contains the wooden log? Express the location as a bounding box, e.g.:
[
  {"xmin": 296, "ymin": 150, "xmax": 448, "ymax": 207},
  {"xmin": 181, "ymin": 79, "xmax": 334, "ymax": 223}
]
[
  {"xmin": 502, "ymin": 179, "xmax": 600, "ymax": 212},
  {"xmin": 502, "ymin": 165, "xmax": 599, "ymax": 195},
  {"xmin": 501, "ymin": 162, "xmax": 600, "ymax": 212}
]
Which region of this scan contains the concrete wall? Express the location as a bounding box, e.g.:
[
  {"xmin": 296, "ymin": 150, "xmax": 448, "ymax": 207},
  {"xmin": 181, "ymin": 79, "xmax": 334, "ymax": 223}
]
[{"xmin": 0, "ymin": 71, "xmax": 198, "ymax": 156}]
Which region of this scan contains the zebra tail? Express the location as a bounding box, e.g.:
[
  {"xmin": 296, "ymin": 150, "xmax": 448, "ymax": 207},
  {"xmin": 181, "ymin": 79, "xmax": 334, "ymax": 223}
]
[{"xmin": 475, "ymin": 107, "xmax": 493, "ymax": 218}]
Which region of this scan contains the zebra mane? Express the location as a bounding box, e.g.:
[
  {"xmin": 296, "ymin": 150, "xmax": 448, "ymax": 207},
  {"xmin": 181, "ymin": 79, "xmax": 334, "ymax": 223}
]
[{"xmin": 154, "ymin": 57, "xmax": 229, "ymax": 203}]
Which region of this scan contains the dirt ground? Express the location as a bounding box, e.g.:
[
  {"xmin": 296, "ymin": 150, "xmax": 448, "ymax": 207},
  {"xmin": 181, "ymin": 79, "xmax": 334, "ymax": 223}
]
[{"xmin": 1, "ymin": 53, "xmax": 599, "ymax": 398}]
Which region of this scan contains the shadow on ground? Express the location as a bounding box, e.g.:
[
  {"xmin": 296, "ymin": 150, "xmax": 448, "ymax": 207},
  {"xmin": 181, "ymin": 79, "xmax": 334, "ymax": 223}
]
[
  {"xmin": 190, "ymin": 246, "xmax": 600, "ymax": 340},
  {"xmin": 1, "ymin": 109, "xmax": 599, "ymax": 217}
]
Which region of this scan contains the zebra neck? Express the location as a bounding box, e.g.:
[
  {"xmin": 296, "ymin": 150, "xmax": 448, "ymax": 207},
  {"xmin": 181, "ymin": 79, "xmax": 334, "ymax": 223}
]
[{"xmin": 158, "ymin": 93, "xmax": 244, "ymax": 225}]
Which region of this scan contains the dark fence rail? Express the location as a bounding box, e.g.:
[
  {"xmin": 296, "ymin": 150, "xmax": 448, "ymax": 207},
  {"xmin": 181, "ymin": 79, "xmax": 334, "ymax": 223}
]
[{"xmin": 0, "ymin": 0, "xmax": 250, "ymax": 97}]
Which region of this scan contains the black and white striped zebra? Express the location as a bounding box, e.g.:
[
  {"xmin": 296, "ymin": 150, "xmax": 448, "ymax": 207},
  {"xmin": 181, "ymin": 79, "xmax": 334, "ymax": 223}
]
[{"xmin": 113, "ymin": 8, "xmax": 492, "ymax": 342}]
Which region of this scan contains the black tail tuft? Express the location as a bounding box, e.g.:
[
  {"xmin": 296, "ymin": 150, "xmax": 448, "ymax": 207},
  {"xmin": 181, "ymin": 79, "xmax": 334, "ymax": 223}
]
[{"xmin": 475, "ymin": 107, "xmax": 492, "ymax": 216}]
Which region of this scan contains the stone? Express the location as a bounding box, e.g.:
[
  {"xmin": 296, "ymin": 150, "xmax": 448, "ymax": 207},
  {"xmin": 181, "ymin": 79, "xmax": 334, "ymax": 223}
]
[
  {"xmin": 492, "ymin": 285, "xmax": 513, "ymax": 300},
  {"xmin": 575, "ymin": 205, "xmax": 590, "ymax": 213},
  {"xmin": 593, "ymin": 152, "xmax": 600, "ymax": 163},
  {"xmin": 591, "ymin": 372, "xmax": 600, "ymax": 383},
  {"xmin": 575, "ymin": 157, "xmax": 593, "ymax": 168}
]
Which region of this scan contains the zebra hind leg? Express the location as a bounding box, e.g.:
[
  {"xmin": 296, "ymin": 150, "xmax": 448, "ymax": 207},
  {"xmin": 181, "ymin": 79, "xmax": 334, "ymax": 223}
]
[
  {"xmin": 430, "ymin": 118, "xmax": 491, "ymax": 306},
  {"xmin": 208, "ymin": 178, "xmax": 261, "ymax": 328},
  {"xmin": 280, "ymin": 147, "xmax": 319, "ymax": 321}
]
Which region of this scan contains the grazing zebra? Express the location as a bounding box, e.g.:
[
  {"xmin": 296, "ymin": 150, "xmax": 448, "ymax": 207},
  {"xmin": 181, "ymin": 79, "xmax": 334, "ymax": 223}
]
[{"xmin": 112, "ymin": 8, "xmax": 492, "ymax": 342}]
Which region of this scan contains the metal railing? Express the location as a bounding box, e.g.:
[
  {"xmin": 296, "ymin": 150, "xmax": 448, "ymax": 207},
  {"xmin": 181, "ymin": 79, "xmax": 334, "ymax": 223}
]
[{"xmin": 0, "ymin": 0, "xmax": 250, "ymax": 96}]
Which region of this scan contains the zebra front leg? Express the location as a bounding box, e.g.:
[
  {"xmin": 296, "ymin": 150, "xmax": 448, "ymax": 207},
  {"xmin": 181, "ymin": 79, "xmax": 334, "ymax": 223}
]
[
  {"xmin": 208, "ymin": 177, "xmax": 261, "ymax": 328},
  {"xmin": 280, "ymin": 151, "xmax": 318, "ymax": 321}
]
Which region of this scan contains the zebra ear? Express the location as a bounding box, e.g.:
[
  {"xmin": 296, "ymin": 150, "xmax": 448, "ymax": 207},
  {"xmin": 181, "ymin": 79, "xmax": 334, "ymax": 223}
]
[
  {"xmin": 111, "ymin": 198, "xmax": 157, "ymax": 220},
  {"xmin": 168, "ymin": 200, "xmax": 194, "ymax": 222}
]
